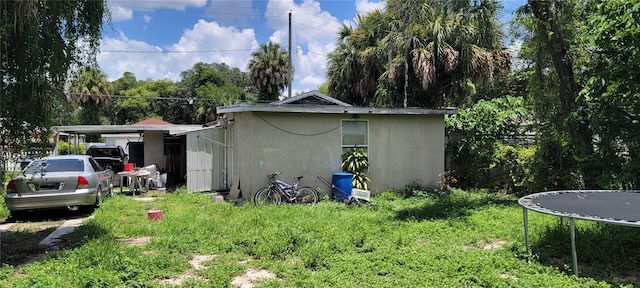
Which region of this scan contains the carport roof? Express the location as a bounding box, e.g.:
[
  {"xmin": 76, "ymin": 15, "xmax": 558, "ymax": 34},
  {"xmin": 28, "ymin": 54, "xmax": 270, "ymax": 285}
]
[{"xmin": 54, "ymin": 124, "xmax": 203, "ymax": 135}]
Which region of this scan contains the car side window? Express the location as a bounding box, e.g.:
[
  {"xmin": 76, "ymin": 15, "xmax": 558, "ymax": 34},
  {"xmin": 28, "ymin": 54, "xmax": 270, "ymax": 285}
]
[{"xmin": 89, "ymin": 158, "xmax": 104, "ymax": 172}]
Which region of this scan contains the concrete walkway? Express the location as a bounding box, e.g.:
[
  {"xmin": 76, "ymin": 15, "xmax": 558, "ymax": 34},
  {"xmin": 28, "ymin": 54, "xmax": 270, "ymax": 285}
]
[
  {"xmin": 0, "ymin": 222, "xmax": 15, "ymax": 232},
  {"xmin": 39, "ymin": 215, "xmax": 94, "ymax": 246}
]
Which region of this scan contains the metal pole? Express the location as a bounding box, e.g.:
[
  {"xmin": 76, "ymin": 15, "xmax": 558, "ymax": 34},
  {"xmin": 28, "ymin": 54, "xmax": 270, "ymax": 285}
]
[
  {"xmin": 523, "ymin": 207, "xmax": 530, "ymax": 256},
  {"xmin": 288, "ymin": 11, "xmax": 292, "ymax": 99},
  {"xmin": 570, "ymin": 217, "xmax": 579, "ymax": 275}
]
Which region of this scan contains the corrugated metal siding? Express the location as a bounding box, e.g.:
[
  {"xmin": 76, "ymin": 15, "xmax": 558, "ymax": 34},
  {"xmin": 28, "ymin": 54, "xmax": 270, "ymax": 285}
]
[{"xmin": 186, "ymin": 127, "xmax": 228, "ymax": 192}]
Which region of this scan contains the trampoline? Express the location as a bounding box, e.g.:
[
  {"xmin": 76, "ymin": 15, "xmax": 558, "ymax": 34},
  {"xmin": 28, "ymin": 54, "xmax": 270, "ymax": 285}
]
[{"xmin": 519, "ymin": 190, "xmax": 640, "ymax": 275}]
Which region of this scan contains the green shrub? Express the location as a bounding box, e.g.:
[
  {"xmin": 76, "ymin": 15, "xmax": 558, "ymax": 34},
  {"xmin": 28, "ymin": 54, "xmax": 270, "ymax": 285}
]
[
  {"xmin": 57, "ymin": 142, "xmax": 86, "ymax": 155},
  {"xmin": 446, "ymin": 96, "xmax": 533, "ymax": 193}
]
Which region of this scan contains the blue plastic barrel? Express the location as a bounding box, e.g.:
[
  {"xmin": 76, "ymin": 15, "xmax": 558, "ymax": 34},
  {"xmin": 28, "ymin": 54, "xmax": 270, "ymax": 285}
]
[{"xmin": 332, "ymin": 172, "xmax": 353, "ymax": 201}]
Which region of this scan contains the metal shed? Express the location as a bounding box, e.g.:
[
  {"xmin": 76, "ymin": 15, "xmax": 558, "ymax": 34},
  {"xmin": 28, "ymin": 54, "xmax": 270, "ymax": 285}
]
[{"xmin": 179, "ymin": 119, "xmax": 233, "ymax": 193}]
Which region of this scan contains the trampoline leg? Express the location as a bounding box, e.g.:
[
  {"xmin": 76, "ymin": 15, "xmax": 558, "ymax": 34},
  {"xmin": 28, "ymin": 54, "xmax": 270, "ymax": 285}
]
[
  {"xmin": 523, "ymin": 207, "xmax": 530, "ymax": 257},
  {"xmin": 570, "ymin": 217, "xmax": 579, "ymax": 276}
]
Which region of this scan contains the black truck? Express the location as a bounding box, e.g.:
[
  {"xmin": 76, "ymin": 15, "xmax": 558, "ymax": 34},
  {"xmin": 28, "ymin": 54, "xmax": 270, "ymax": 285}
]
[{"xmin": 86, "ymin": 145, "xmax": 129, "ymax": 173}]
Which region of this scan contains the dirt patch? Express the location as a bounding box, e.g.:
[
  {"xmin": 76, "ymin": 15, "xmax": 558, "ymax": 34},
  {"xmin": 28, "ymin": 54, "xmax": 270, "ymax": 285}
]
[
  {"xmin": 500, "ymin": 273, "xmax": 518, "ymax": 280},
  {"xmin": 231, "ymin": 268, "xmax": 278, "ymax": 288},
  {"xmin": 118, "ymin": 236, "xmax": 152, "ymax": 247},
  {"xmin": 158, "ymin": 272, "xmax": 207, "ymax": 285},
  {"xmin": 157, "ymin": 254, "xmax": 216, "ymax": 285},
  {"xmin": 482, "ymin": 240, "xmax": 506, "ymax": 250},
  {"xmin": 189, "ymin": 255, "xmax": 215, "ymax": 270}
]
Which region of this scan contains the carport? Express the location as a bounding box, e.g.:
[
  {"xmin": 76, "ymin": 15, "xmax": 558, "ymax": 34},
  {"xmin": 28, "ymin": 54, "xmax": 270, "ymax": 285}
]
[{"xmin": 54, "ymin": 123, "xmax": 202, "ymax": 188}]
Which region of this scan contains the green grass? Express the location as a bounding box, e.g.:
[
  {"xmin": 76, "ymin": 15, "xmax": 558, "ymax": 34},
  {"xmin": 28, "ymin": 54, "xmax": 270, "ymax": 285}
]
[{"xmin": 1, "ymin": 189, "xmax": 639, "ymax": 287}]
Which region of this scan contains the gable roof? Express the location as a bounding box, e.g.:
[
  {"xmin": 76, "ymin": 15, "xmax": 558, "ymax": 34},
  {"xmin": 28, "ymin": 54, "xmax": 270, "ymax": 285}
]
[
  {"xmin": 273, "ymin": 91, "xmax": 352, "ymax": 107},
  {"xmin": 133, "ymin": 117, "xmax": 174, "ymax": 126}
]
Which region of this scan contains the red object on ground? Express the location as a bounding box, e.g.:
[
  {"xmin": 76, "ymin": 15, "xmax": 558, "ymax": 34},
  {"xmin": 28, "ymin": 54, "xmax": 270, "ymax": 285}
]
[{"xmin": 147, "ymin": 210, "xmax": 163, "ymax": 220}]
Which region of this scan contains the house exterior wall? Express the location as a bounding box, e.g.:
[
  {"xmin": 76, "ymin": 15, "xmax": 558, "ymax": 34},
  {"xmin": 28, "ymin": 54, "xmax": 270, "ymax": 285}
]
[
  {"xmin": 228, "ymin": 111, "xmax": 444, "ymax": 199},
  {"xmin": 102, "ymin": 134, "xmax": 140, "ymax": 155},
  {"xmin": 143, "ymin": 131, "xmax": 165, "ymax": 168}
]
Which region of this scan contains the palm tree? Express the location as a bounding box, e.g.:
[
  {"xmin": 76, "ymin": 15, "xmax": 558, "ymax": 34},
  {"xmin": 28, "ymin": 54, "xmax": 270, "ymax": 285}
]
[
  {"xmin": 327, "ymin": 11, "xmax": 387, "ymax": 106},
  {"xmin": 326, "ymin": 0, "xmax": 510, "ymax": 108},
  {"xmin": 68, "ymin": 67, "xmax": 114, "ymax": 129},
  {"xmin": 248, "ymin": 42, "xmax": 292, "ymax": 101},
  {"xmin": 382, "ymin": 0, "xmax": 510, "ymax": 107}
]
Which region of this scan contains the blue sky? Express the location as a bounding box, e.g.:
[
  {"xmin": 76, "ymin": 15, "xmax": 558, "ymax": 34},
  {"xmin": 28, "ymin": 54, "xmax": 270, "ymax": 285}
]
[{"xmin": 98, "ymin": 0, "xmax": 525, "ymax": 94}]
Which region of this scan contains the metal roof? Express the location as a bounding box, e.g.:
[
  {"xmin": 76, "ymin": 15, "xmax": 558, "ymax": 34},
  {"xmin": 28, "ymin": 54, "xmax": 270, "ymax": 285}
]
[
  {"xmin": 54, "ymin": 124, "xmax": 204, "ymax": 135},
  {"xmin": 219, "ymin": 90, "xmax": 457, "ymax": 115},
  {"xmin": 273, "ymin": 91, "xmax": 353, "ymax": 106},
  {"xmin": 218, "ymin": 104, "xmax": 457, "ymax": 115}
]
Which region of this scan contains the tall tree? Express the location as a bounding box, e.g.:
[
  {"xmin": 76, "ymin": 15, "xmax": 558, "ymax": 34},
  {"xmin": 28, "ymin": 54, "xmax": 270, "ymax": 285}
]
[
  {"xmin": 173, "ymin": 62, "xmax": 249, "ymax": 123},
  {"xmin": 327, "ymin": 12, "xmax": 386, "ymax": 106},
  {"xmin": 326, "ymin": 0, "xmax": 510, "ymax": 108},
  {"xmin": 112, "ymin": 72, "xmax": 140, "ymax": 95},
  {"xmin": 115, "ymin": 79, "xmax": 169, "ymax": 124},
  {"xmin": 0, "ymin": 0, "xmax": 107, "ymax": 181},
  {"xmin": 516, "ymin": 0, "xmax": 598, "ymax": 189},
  {"xmin": 580, "ymin": 0, "xmax": 640, "ymax": 188},
  {"xmin": 248, "ymin": 42, "xmax": 292, "ymax": 101},
  {"xmin": 68, "ymin": 67, "xmax": 114, "ymax": 141}
]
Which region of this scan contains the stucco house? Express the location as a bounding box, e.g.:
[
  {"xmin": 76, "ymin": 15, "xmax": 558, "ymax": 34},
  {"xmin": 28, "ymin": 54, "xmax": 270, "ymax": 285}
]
[{"xmin": 181, "ymin": 91, "xmax": 457, "ymax": 198}]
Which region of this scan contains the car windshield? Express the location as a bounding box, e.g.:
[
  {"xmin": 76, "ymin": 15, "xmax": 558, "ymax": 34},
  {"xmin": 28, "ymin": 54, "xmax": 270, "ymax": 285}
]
[{"xmin": 25, "ymin": 159, "xmax": 84, "ymax": 173}]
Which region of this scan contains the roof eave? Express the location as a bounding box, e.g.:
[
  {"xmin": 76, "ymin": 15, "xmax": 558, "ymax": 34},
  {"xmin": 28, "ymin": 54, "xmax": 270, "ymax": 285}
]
[{"xmin": 217, "ymin": 104, "xmax": 458, "ymax": 115}]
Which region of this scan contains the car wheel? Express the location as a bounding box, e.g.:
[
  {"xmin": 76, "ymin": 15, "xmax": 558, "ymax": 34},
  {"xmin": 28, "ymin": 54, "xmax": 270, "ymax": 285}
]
[{"xmin": 94, "ymin": 188, "xmax": 103, "ymax": 208}]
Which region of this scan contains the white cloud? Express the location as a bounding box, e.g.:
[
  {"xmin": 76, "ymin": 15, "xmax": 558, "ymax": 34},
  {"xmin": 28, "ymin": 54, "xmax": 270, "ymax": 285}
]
[
  {"xmin": 109, "ymin": 5, "xmax": 133, "ymax": 21},
  {"xmin": 205, "ymin": 0, "xmax": 256, "ymax": 27},
  {"xmin": 99, "ymin": 0, "xmax": 359, "ymax": 92},
  {"xmin": 98, "ymin": 21, "xmax": 259, "ymax": 82},
  {"xmin": 107, "ymin": 0, "xmax": 207, "ymax": 21},
  {"xmin": 355, "ymin": 0, "xmax": 385, "ymax": 15},
  {"xmin": 263, "ymin": 0, "xmax": 344, "ymax": 90}
]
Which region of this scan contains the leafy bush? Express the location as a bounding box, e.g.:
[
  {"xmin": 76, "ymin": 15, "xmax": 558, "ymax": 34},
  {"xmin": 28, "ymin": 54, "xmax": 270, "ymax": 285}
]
[
  {"xmin": 446, "ymin": 96, "xmax": 533, "ymax": 193},
  {"xmin": 495, "ymin": 145, "xmax": 536, "ymax": 195},
  {"xmin": 341, "ymin": 147, "xmax": 371, "ymax": 190},
  {"xmin": 57, "ymin": 142, "xmax": 86, "ymax": 155}
]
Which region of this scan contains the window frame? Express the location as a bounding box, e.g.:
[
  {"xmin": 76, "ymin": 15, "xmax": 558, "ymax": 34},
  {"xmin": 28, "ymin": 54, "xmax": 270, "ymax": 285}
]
[{"xmin": 341, "ymin": 119, "xmax": 369, "ymax": 153}]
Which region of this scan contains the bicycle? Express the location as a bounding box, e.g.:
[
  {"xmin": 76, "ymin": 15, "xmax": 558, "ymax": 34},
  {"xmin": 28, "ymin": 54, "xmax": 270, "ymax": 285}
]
[
  {"xmin": 317, "ymin": 175, "xmax": 372, "ymax": 206},
  {"xmin": 254, "ymin": 172, "xmax": 319, "ymax": 206}
]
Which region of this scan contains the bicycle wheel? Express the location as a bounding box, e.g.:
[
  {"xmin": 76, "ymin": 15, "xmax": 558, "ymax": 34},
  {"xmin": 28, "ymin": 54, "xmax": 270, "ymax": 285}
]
[
  {"xmin": 254, "ymin": 188, "xmax": 282, "ymax": 206},
  {"xmin": 293, "ymin": 187, "xmax": 318, "ymax": 204},
  {"xmin": 253, "ymin": 187, "xmax": 269, "ymax": 205}
]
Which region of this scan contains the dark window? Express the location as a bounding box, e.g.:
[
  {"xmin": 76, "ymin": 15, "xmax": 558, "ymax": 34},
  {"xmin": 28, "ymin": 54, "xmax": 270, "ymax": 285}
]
[
  {"xmin": 89, "ymin": 158, "xmax": 104, "ymax": 172},
  {"xmin": 25, "ymin": 159, "xmax": 85, "ymax": 173}
]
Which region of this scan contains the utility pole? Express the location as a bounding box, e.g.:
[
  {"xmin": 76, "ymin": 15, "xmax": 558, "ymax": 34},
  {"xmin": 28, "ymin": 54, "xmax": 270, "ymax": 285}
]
[{"xmin": 288, "ymin": 10, "xmax": 292, "ymax": 99}]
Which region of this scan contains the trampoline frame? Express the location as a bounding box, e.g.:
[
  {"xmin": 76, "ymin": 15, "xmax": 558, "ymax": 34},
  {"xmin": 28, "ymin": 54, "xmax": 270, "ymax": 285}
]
[{"xmin": 519, "ymin": 190, "xmax": 640, "ymax": 276}]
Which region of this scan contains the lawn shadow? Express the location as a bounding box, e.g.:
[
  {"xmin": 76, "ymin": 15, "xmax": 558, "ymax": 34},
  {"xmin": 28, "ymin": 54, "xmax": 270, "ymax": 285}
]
[
  {"xmin": 393, "ymin": 193, "xmax": 519, "ymax": 221},
  {"xmin": 4, "ymin": 207, "xmax": 93, "ymax": 223},
  {"xmin": 0, "ymin": 209, "xmax": 109, "ymax": 267},
  {"xmin": 0, "ymin": 227, "xmax": 57, "ymax": 266},
  {"xmin": 530, "ymin": 221, "xmax": 640, "ymax": 286}
]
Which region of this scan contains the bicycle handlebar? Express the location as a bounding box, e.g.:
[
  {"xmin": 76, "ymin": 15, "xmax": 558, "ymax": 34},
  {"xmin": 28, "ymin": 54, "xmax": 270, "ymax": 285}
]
[{"xmin": 267, "ymin": 172, "xmax": 280, "ymax": 179}]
